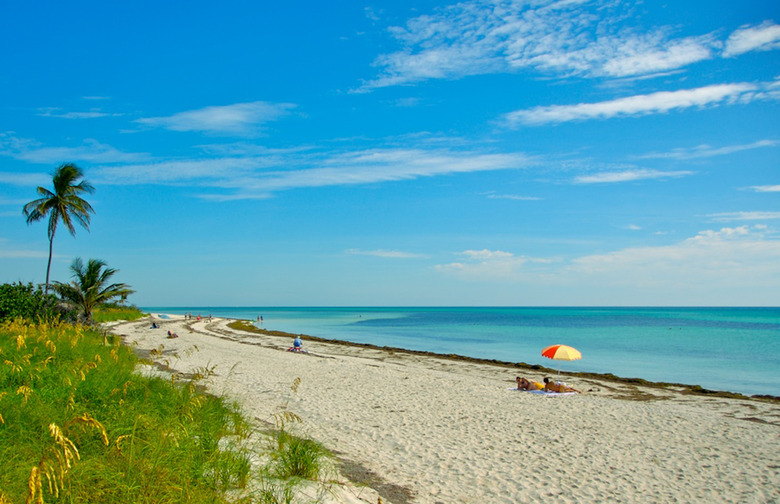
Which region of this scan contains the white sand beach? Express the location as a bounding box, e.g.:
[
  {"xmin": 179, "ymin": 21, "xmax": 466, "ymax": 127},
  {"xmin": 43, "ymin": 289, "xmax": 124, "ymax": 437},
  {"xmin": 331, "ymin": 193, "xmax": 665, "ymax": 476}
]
[{"xmin": 111, "ymin": 316, "xmax": 780, "ymax": 504}]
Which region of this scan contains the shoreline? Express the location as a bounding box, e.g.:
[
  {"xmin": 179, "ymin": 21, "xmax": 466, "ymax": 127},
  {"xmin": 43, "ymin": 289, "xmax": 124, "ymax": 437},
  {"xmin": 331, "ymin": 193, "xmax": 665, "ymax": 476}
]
[
  {"xmin": 225, "ymin": 318, "xmax": 780, "ymax": 402},
  {"xmin": 112, "ymin": 315, "xmax": 780, "ymax": 503},
  {"xmin": 148, "ymin": 307, "xmax": 780, "ymax": 399}
]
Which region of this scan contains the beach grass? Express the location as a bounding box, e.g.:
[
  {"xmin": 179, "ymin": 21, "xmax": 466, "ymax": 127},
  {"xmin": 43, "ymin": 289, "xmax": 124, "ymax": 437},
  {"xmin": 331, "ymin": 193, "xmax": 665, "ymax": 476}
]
[
  {"xmin": 0, "ymin": 316, "xmax": 347, "ymax": 503},
  {"xmin": 0, "ymin": 318, "xmax": 252, "ymax": 503},
  {"xmin": 92, "ymin": 305, "xmax": 146, "ymax": 323}
]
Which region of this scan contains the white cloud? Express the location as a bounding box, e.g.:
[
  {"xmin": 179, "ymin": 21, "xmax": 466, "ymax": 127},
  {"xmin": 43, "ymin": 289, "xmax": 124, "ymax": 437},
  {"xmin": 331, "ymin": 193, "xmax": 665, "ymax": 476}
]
[
  {"xmin": 433, "ymin": 227, "xmax": 780, "ymax": 304},
  {"xmin": 37, "ymin": 108, "xmax": 117, "ymax": 119},
  {"xmin": 708, "ymin": 211, "xmax": 780, "ymax": 221},
  {"xmin": 485, "ymin": 193, "xmax": 542, "ymax": 201},
  {"xmin": 636, "ymin": 139, "xmax": 779, "ymax": 160},
  {"xmin": 567, "ymin": 226, "xmax": 780, "ymax": 292},
  {"xmin": 0, "ymin": 240, "xmax": 48, "ymax": 259},
  {"xmin": 237, "ymin": 149, "xmax": 529, "ymax": 195},
  {"xmin": 346, "ymin": 249, "xmax": 427, "ymax": 259},
  {"xmin": 97, "ymin": 147, "xmax": 533, "ymax": 200},
  {"xmin": 435, "ymin": 249, "xmax": 553, "ymax": 280},
  {"xmin": 461, "ymin": 249, "xmax": 515, "ymax": 260},
  {"xmin": 574, "ymin": 169, "xmax": 693, "ymax": 184},
  {"xmin": 0, "ymin": 172, "xmax": 50, "ymax": 187},
  {"xmin": 504, "ymin": 83, "xmax": 758, "ymax": 125},
  {"xmin": 362, "ymin": 0, "xmax": 721, "ymax": 89},
  {"xmin": 600, "ymin": 34, "xmax": 715, "ymax": 78},
  {"xmin": 750, "ymin": 184, "xmax": 780, "ymax": 193},
  {"xmin": 136, "ymin": 101, "xmax": 296, "ymax": 135},
  {"xmin": 0, "ymin": 133, "xmax": 150, "ymax": 165},
  {"xmin": 724, "ymin": 21, "xmax": 780, "ymax": 57}
]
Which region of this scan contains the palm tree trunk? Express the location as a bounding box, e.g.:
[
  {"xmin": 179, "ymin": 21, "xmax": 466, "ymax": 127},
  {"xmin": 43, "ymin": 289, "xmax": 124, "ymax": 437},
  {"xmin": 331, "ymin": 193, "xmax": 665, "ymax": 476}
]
[{"xmin": 45, "ymin": 235, "xmax": 54, "ymax": 294}]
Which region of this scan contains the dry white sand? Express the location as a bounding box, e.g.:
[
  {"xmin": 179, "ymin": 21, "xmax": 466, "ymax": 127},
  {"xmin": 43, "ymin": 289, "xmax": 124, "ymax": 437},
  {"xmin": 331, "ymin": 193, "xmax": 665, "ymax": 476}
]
[{"xmin": 111, "ymin": 316, "xmax": 780, "ymax": 504}]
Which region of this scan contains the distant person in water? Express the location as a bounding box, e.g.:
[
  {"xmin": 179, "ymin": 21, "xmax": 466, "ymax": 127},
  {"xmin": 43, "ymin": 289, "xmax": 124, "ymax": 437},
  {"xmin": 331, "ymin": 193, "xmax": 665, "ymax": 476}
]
[{"xmin": 543, "ymin": 377, "xmax": 581, "ymax": 393}]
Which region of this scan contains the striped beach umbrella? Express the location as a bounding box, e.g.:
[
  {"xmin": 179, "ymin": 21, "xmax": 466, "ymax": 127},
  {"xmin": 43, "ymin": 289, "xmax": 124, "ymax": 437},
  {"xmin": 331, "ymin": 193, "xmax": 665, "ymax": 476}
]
[{"xmin": 541, "ymin": 344, "xmax": 582, "ymax": 376}]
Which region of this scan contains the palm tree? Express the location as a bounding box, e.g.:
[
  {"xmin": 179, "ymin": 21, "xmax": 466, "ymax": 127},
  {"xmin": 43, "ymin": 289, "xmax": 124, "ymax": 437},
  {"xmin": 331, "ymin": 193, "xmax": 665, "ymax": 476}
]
[
  {"xmin": 23, "ymin": 163, "xmax": 95, "ymax": 293},
  {"xmin": 51, "ymin": 258, "xmax": 134, "ymax": 324}
]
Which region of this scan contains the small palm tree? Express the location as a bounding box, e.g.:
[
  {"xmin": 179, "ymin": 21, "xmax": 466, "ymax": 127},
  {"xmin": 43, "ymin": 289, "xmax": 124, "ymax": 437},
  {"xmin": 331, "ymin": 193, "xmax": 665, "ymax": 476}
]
[
  {"xmin": 23, "ymin": 163, "xmax": 95, "ymax": 293},
  {"xmin": 51, "ymin": 258, "xmax": 134, "ymax": 324}
]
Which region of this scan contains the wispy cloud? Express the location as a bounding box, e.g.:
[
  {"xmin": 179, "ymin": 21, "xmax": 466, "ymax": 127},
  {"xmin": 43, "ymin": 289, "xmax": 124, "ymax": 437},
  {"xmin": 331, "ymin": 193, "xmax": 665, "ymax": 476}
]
[
  {"xmin": 485, "ymin": 193, "xmax": 542, "ymax": 201},
  {"xmin": 708, "ymin": 211, "xmax": 780, "ymax": 221},
  {"xmin": 136, "ymin": 101, "xmax": 296, "ymax": 135},
  {"xmin": 0, "ymin": 239, "xmax": 48, "ymax": 259},
  {"xmin": 435, "ymin": 249, "xmax": 554, "ymax": 280},
  {"xmin": 724, "ymin": 21, "xmax": 780, "ymax": 57},
  {"xmin": 360, "ymin": 0, "xmax": 780, "ymax": 91},
  {"xmin": 346, "ymin": 248, "xmax": 427, "ymax": 258},
  {"xmin": 97, "ymin": 147, "xmax": 533, "ymax": 200},
  {"xmin": 750, "ymin": 184, "xmax": 780, "ymax": 193},
  {"xmin": 360, "ymin": 0, "xmax": 768, "ymax": 90},
  {"xmin": 435, "ymin": 227, "xmax": 780, "ymax": 302},
  {"xmin": 0, "ymin": 133, "xmax": 150, "ymax": 165},
  {"xmin": 37, "ymin": 108, "xmax": 119, "ymax": 119},
  {"xmin": 503, "ymin": 83, "xmax": 759, "ymax": 126},
  {"xmin": 636, "ymin": 139, "xmax": 779, "ymax": 160},
  {"xmin": 574, "ymin": 169, "xmax": 693, "ymax": 184},
  {"xmin": 565, "ymin": 226, "xmax": 780, "ymax": 299},
  {"xmin": 0, "ymin": 172, "xmax": 50, "ymax": 187}
]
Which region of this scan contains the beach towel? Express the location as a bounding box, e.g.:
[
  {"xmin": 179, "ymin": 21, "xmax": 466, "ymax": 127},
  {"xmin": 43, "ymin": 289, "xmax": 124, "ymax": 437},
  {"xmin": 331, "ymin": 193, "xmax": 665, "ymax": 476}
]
[{"xmin": 507, "ymin": 387, "xmax": 577, "ymax": 396}]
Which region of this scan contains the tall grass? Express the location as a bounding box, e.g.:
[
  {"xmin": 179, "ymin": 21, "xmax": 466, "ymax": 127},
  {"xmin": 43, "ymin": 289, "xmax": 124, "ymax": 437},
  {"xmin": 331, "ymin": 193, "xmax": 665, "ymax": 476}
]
[
  {"xmin": 92, "ymin": 306, "xmax": 146, "ymax": 323},
  {"xmin": 0, "ymin": 318, "xmax": 251, "ymax": 503}
]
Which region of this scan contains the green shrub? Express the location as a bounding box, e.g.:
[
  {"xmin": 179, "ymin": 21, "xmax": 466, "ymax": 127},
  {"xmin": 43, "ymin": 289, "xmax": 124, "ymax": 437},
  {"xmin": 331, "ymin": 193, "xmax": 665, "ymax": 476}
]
[
  {"xmin": 269, "ymin": 428, "xmax": 330, "ymax": 480},
  {"xmin": 0, "ymin": 282, "xmax": 60, "ymax": 322},
  {"xmin": 92, "ymin": 305, "xmax": 146, "ymax": 323}
]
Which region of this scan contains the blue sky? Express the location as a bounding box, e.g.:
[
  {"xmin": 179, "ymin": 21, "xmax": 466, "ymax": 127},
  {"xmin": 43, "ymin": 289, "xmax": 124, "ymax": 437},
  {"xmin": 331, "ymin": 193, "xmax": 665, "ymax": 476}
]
[{"xmin": 1, "ymin": 0, "xmax": 779, "ymax": 306}]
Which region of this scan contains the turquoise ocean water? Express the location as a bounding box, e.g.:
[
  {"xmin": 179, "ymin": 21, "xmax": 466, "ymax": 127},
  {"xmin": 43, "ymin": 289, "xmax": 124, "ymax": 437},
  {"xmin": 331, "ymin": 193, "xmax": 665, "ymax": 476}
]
[{"xmin": 142, "ymin": 307, "xmax": 780, "ymax": 397}]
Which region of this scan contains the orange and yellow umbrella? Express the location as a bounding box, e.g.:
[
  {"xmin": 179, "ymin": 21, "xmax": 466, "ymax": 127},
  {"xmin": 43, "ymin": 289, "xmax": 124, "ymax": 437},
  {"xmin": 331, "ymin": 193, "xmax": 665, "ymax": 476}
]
[
  {"xmin": 541, "ymin": 344, "xmax": 582, "ymax": 376},
  {"xmin": 541, "ymin": 344, "xmax": 582, "ymax": 361}
]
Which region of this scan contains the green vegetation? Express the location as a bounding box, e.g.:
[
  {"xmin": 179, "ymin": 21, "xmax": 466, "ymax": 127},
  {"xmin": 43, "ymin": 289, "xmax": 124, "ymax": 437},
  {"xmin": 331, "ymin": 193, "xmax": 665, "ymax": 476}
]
[
  {"xmin": 92, "ymin": 305, "xmax": 146, "ymax": 323},
  {"xmin": 268, "ymin": 428, "xmax": 330, "ymax": 480},
  {"xmin": 0, "ymin": 282, "xmax": 60, "ymax": 323},
  {"xmin": 0, "ymin": 318, "xmax": 252, "ymax": 503},
  {"xmin": 51, "ymin": 258, "xmax": 135, "ymax": 324},
  {"xmin": 23, "ymin": 163, "xmax": 95, "ymax": 293},
  {"xmin": 253, "ymin": 384, "xmax": 335, "ymax": 504},
  {"xmin": 0, "ymin": 317, "xmax": 337, "ymax": 503}
]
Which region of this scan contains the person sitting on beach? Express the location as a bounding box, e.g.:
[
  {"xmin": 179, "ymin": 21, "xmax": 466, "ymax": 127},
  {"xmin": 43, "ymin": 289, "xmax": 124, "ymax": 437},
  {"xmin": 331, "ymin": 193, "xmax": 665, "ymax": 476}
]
[
  {"xmin": 516, "ymin": 376, "xmax": 544, "ymax": 391},
  {"xmin": 167, "ymin": 330, "xmax": 179, "ymax": 339},
  {"xmin": 288, "ymin": 336, "xmax": 303, "ymax": 352},
  {"xmin": 543, "ymin": 377, "xmax": 581, "ymax": 393}
]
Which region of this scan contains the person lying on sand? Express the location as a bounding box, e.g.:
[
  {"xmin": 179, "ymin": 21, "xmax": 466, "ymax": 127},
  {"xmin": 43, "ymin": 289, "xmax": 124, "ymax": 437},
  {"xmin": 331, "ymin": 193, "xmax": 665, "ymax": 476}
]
[
  {"xmin": 516, "ymin": 377, "xmax": 544, "ymax": 391},
  {"xmin": 543, "ymin": 377, "xmax": 581, "ymax": 393}
]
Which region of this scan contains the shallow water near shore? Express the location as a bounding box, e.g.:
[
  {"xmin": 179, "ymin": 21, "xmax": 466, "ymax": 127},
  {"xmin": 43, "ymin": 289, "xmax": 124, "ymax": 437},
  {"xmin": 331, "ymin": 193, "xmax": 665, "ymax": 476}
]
[{"xmin": 143, "ymin": 306, "xmax": 780, "ymax": 397}]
